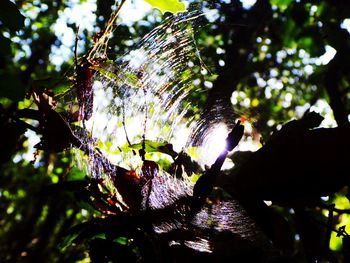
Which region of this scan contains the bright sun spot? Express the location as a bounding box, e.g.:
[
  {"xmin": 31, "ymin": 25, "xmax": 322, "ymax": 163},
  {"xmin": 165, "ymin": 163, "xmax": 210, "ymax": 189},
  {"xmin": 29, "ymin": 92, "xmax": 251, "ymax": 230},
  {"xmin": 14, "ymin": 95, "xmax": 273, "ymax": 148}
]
[
  {"xmin": 341, "ymin": 19, "xmax": 350, "ymax": 34},
  {"xmin": 319, "ymin": 45, "xmax": 337, "ymax": 65},
  {"xmin": 240, "ymin": 0, "xmax": 257, "ymax": 9},
  {"xmin": 119, "ymin": 0, "xmax": 152, "ymax": 25},
  {"xmin": 199, "ymin": 123, "xmax": 229, "ymax": 166}
]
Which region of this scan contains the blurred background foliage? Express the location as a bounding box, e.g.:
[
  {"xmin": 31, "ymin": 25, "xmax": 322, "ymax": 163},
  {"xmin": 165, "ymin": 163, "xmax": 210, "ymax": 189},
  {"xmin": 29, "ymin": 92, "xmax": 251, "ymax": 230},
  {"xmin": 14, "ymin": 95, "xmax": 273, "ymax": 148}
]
[{"xmin": 1, "ymin": 0, "xmax": 350, "ymax": 262}]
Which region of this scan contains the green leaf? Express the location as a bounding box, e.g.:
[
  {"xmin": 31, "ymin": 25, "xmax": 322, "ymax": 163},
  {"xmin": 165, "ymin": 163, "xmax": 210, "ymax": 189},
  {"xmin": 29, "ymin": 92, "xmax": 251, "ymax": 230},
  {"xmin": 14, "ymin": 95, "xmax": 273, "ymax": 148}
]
[
  {"xmin": 0, "ymin": 0, "xmax": 25, "ymax": 32},
  {"xmin": 129, "ymin": 140, "xmax": 177, "ymax": 158},
  {"xmin": 297, "ymin": 26, "xmax": 325, "ymax": 57},
  {"xmin": 59, "ymin": 222, "xmax": 104, "ymax": 251},
  {"xmin": 143, "ymin": 0, "xmax": 186, "ymax": 14},
  {"xmin": 270, "ymin": 0, "xmax": 293, "ymax": 10},
  {"xmin": 67, "ymin": 167, "xmax": 86, "ymax": 181},
  {"xmin": 114, "ymin": 236, "xmax": 128, "ymax": 245}
]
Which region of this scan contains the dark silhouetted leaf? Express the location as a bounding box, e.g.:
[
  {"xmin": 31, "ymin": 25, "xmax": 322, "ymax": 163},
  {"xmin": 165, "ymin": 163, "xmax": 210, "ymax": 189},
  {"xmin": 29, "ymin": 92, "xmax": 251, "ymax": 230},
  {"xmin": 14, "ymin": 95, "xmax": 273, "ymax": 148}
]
[
  {"xmin": 76, "ymin": 58, "xmax": 94, "ymax": 121},
  {"xmin": 0, "ymin": 106, "xmax": 27, "ymax": 164},
  {"xmin": 89, "ymin": 237, "xmax": 137, "ymax": 263},
  {"xmin": 0, "ymin": 35, "xmax": 11, "ymax": 57},
  {"xmin": 342, "ymin": 235, "xmax": 350, "ymax": 263},
  {"xmin": 230, "ymin": 123, "xmax": 350, "ymax": 202},
  {"xmin": 0, "ymin": 0, "xmax": 25, "ymax": 32},
  {"xmin": 31, "ymin": 87, "xmax": 82, "ymax": 151},
  {"xmin": 193, "ymin": 121, "xmax": 244, "ymax": 209},
  {"xmin": 0, "ymin": 74, "xmax": 26, "ymax": 101},
  {"xmin": 171, "ymin": 151, "xmax": 202, "ymax": 178}
]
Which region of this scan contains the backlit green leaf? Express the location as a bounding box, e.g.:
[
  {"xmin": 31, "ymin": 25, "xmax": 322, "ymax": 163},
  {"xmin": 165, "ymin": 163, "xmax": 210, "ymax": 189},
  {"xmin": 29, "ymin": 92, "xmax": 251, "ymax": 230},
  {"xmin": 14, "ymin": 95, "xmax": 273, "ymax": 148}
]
[
  {"xmin": 143, "ymin": 0, "xmax": 186, "ymax": 14},
  {"xmin": 270, "ymin": 0, "xmax": 293, "ymax": 10},
  {"xmin": 130, "ymin": 140, "xmax": 178, "ymax": 158}
]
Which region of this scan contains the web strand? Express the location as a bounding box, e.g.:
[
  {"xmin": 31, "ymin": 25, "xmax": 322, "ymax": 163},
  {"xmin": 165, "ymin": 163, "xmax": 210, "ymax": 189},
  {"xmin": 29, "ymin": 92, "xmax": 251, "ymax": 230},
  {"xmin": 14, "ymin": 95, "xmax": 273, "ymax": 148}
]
[{"xmin": 87, "ymin": 0, "xmax": 127, "ymax": 61}]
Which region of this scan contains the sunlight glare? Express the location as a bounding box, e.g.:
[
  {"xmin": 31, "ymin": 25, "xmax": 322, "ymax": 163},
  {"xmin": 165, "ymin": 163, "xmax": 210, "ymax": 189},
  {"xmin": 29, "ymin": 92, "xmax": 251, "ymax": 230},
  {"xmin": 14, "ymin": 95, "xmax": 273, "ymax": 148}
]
[
  {"xmin": 240, "ymin": 0, "xmax": 257, "ymax": 9},
  {"xmin": 119, "ymin": 0, "xmax": 152, "ymax": 25},
  {"xmin": 341, "ymin": 19, "xmax": 350, "ymax": 34},
  {"xmin": 199, "ymin": 123, "xmax": 229, "ymax": 166},
  {"xmin": 319, "ymin": 45, "xmax": 336, "ymax": 65}
]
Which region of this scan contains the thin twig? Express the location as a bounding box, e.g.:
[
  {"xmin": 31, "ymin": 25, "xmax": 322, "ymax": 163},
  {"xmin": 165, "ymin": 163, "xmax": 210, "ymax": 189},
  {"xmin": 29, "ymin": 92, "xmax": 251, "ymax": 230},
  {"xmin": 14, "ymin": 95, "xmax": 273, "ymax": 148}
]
[
  {"xmin": 74, "ymin": 26, "xmax": 80, "ymax": 68},
  {"xmin": 16, "ymin": 108, "xmax": 40, "ymax": 120},
  {"xmin": 122, "ymin": 101, "xmax": 132, "ymax": 147},
  {"xmin": 323, "ymin": 204, "xmax": 335, "ymax": 261},
  {"xmin": 319, "ymin": 202, "xmax": 350, "ymax": 214},
  {"xmin": 15, "ymin": 119, "xmax": 40, "ymax": 133},
  {"xmin": 87, "ymin": 0, "xmax": 127, "ymax": 60}
]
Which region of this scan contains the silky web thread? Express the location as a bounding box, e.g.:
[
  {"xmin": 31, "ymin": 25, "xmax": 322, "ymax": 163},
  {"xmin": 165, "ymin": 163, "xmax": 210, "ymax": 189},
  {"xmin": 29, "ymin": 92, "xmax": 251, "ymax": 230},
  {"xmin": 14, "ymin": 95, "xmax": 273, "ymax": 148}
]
[{"xmin": 68, "ymin": 5, "xmax": 270, "ymax": 254}]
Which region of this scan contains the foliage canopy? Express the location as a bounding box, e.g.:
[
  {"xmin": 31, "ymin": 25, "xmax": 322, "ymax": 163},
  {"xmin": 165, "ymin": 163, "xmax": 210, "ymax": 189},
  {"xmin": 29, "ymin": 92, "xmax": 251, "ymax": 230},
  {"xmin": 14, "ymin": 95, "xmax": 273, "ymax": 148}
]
[{"xmin": 1, "ymin": 0, "xmax": 350, "ymax": 262}]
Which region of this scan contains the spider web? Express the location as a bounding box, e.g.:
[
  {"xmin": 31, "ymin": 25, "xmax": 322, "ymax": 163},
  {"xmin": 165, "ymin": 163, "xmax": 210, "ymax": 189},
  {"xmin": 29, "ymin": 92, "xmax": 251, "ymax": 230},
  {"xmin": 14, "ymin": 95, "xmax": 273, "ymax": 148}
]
[
  {"xmin": 62, "ymin": 3, "xmax": 276, "ymax": 258},
  {"xmin": 91, "ymin": 13, "xmax": 202, "ymax": 157}
]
